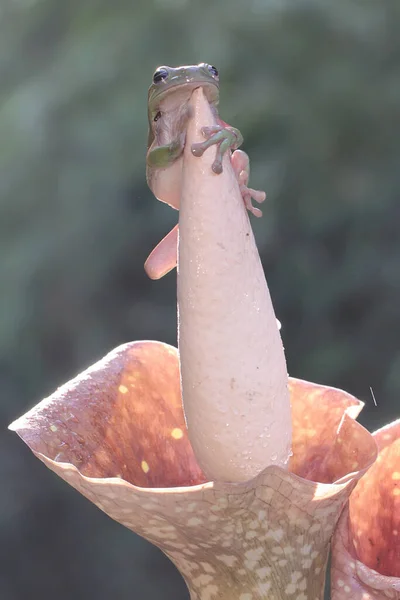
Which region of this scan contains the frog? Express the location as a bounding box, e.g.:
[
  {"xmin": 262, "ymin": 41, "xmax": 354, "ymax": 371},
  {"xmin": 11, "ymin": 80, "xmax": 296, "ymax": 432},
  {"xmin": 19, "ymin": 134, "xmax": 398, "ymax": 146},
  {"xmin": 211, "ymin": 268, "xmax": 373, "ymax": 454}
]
[{"xmin": 145, "ymin": 63, "xmax": 266, "ymax": 280}]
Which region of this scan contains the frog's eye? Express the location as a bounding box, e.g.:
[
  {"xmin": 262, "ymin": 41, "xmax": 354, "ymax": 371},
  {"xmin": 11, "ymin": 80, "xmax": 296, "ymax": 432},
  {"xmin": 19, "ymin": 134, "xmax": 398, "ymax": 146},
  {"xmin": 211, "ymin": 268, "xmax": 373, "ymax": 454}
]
[
  {"xmin": 207, "ymin": 65, "xmax": 219, "ymax": 79},
  {"xmin": 153, "ymin": 68, "xmax": 169, "ymax": 84},
  {"xmin": 154, "ymin": 111, "xmax": 162, "ymax": 122}
]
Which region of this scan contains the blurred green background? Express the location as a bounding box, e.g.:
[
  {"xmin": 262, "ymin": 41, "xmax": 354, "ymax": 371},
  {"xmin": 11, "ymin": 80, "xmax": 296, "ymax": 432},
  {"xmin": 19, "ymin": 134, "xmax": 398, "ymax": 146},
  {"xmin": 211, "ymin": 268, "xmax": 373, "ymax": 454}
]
[{"xmin": 2, "ymin": 0, "xmax": 399, "ymax": 598}]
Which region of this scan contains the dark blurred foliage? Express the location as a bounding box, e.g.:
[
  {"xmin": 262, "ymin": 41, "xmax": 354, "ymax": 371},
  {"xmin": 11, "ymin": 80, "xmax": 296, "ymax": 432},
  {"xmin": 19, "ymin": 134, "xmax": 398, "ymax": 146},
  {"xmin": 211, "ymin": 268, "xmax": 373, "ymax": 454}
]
[{"xmin": 2, "ymin": 0, "xmax": 399, "ymax": 598}]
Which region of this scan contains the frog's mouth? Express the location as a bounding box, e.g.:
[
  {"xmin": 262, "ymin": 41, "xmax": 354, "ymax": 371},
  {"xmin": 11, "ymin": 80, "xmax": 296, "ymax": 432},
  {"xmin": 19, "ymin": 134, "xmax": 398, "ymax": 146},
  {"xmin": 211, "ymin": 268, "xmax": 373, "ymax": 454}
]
[{"xmin": 151, "ymin": 81, "xmax": 219, "ymax": 112}]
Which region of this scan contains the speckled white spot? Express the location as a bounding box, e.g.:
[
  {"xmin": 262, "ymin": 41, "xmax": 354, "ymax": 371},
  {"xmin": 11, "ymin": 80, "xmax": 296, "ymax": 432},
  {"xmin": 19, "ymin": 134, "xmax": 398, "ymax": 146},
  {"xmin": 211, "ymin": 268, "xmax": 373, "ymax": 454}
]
[
  {"xmin": 245, "ymin": 548, "xmax": 264, "ymax": 561},
  {"xmin": 236, "ymin": 521, "xmax": 244, "ymax": 535},
  {"xmin": 193, "ymin": 574, "xmax": 214, "ymax": 586},
  {"xmin": 239, "ymin": 594, "xmax": 252, "ymax": 600},
  {"xmin": 188, "ymin": 543, "xmax": 199, "ymax": 550},
  {"xmin": 200, "ymin": 562, "xmax": 216, "ymax": 574},
  {"xmin": 256, "ymin": 567, "xmax": 271, "ymax": 578},
  {"xmin": 209, "ymin": 514, "xmax": 219, "ymax": 522},
  {"xmin": 245, "ymin": 530, "xmax": 258, "ymax": 540},
  {"xmin": 187, "ymin": 517, "xmax": 202, "ymax": 526},
  {"xmin": 298, "ymin": 578, "xmax": 307, "ymax": 591},
  {"xmin": 302, "ymin": 559, "xmax": 312, "ymax": 569},
  {"xmin": 267, "ymin": 528, "xmax": 284, "ymax": 542},
  {"xmin": 105, "ymin": 491, "xmax": 117, "ymax": 500},
  {"xmin": 166, "ymin": 541, "xmax": 185, "ymax": 549},
  {"xmin": 216, "ymin": 554, "xmax": 237, "ymax": 567},
  {"xmin": 202, "ymin": 584, "xmax": 218, "ymax": 600},
  {"xmin": 216, "ymin": 497, "xmax": 228, "ymax": 508},
  {"xmin": 175, "ymin": 556, "xmax": 199, "ymax": 574},
  {"xmin": 259, "ymin": 487, "xmax": 274, "ymax": 502},
  {"xmin": 146, "ymin": 527, "xmax": 176, "ymax": 539},
  {"xmin": 344, "ymin": 586, "xmax": 351, "ymax": 593},
  {"xmin": 300, "ymin": 544, "xmax": 312, "ymax": 555},
  {"xmin": 120, "ymin": 507, "xmax": 133, "ymax": 515},
  {"xmin": 297, "ymin": 518, "xmax": 311, "ymax": 529},
  {"xmin": 160, "ymin": 522, "xmax": 176, "ymax": 533},
  {"xmin": 257, "ymin": 582, "xmax": 271, "ymax": 594},
  {"xmin": 278, "ymin": 559, "xmax": 288, "ymax": 567}
]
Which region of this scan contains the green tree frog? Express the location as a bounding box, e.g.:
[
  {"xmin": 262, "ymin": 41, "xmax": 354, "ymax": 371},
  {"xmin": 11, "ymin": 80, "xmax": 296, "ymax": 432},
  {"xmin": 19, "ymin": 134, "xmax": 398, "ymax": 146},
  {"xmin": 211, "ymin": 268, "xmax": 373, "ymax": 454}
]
[{"xmin": 145, "ymin": 63, "xmax": 266, "ymax": 279}]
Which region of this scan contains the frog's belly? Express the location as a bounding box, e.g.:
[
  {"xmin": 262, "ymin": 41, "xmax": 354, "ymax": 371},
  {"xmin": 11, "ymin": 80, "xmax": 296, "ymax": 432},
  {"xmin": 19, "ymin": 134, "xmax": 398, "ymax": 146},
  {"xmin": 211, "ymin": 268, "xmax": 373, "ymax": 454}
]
[{"xmin": 150, "ymin": 156, "xmax": 183, "ymax": 210}]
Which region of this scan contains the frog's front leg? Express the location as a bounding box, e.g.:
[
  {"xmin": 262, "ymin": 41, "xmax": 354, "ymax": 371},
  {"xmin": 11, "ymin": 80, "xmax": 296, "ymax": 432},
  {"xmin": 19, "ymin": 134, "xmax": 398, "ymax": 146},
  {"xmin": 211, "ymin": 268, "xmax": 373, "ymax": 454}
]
[
  {"xmin": 147, "ymin": 105, "xmax": 192, "ymax": 169},
  {"xmin": 191, "ymin": 124, "xmax": 243, "ymax": 174},
  {"xmin": 191, "ymin": 125, "xmax": 266, "ymax": 217}
]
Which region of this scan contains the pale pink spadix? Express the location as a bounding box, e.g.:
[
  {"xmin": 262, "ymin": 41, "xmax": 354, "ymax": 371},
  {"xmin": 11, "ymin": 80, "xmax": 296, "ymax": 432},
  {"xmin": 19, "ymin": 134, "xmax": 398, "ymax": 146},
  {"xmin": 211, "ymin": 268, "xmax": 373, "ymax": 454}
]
[{"xmin": 177, "ymin": 87, "xmax": 291, "ymax": 482}]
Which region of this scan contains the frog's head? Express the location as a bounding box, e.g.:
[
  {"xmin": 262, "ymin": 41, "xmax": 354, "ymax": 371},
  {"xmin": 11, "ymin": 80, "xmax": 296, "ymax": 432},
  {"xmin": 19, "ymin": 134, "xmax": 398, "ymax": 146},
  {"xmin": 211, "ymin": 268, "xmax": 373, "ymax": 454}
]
[{"xmin": 148, "ymin": 63, "xmax": 220, "ymax": 114}]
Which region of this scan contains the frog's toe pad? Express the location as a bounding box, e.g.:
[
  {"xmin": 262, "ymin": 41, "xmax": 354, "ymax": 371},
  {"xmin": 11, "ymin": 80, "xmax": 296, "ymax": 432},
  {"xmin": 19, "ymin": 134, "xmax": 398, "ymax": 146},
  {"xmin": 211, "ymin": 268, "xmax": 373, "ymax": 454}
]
[
  {"xmin": 191, "ymin": 143, "xmax": 205, "ymax": 157},
  {"xmin": 240, "ymin": 184, "xmax": 266, "ymax": 218},
  {"xmin": 212, "ymin": 160, "xmax": 223, "ymax": 174}
]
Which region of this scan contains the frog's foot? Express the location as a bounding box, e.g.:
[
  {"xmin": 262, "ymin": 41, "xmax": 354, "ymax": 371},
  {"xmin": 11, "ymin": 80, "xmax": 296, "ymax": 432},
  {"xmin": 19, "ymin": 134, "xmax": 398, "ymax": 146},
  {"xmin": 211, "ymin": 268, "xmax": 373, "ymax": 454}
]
[
  {"xmin": 231, "ymin": 149, "xmax": 266, "ymax": 218},
  {"xmin": 191, "ymin": 125, "xmax": 243, "ymax": 174},
  {"xmin": 144, "ymin": 224, "xmax": 178, "ymax": 280}
]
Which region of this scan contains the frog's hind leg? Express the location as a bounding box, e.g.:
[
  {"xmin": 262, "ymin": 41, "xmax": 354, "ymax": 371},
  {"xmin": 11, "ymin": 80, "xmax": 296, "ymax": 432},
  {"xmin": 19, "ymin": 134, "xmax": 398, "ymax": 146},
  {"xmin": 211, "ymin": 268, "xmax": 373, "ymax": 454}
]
[{"xmin": 144, "ymin": 224, "xmax": 178, "ymax": 280}]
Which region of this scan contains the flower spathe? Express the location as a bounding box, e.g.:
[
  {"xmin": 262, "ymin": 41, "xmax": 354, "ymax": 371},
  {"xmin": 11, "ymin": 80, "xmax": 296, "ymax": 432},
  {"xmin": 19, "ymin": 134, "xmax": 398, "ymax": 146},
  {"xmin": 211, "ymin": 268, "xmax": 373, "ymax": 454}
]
[
  {"xmin": 10, "ymin": 340, "xmax": 378, "ymax": 600},
  {"xmin": 331, "ymin": 419, "xmax": 400, "ymax": 599}
]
